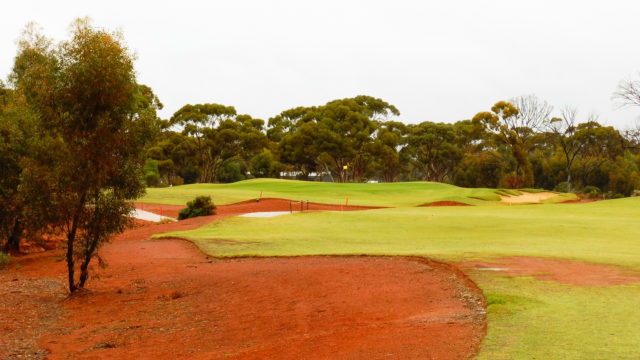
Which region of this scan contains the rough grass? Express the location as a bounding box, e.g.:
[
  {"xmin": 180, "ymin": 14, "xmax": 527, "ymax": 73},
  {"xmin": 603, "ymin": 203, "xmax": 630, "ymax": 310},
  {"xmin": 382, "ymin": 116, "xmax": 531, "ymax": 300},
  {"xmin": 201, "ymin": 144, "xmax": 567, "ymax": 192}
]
[
  {"xmin": 142, "ymin": 178, "xmax": 575, "ymax": 207},
  {"xmin": 157, "ymin": 196, "xmax": 640, "ymax": 359}
]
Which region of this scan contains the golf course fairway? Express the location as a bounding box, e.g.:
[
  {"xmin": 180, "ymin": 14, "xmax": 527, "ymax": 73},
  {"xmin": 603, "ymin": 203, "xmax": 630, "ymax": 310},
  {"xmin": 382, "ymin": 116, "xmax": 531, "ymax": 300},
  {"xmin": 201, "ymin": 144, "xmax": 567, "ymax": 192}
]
[{"xmin": 156, "ymin": 193, "xmax": 640, "ymax": 359}]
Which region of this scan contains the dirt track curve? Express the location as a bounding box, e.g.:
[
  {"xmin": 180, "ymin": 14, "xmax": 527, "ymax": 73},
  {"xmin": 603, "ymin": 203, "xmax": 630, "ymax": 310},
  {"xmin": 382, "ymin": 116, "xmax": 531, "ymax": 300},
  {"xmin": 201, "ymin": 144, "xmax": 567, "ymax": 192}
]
[{"xmin": 2, "ymin": 199, "xmax": 486, "ymax": 359}]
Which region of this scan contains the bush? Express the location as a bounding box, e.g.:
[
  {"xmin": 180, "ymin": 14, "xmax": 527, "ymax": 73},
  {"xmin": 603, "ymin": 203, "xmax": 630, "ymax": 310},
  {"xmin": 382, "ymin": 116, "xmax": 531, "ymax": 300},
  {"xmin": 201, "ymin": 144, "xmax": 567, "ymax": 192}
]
[
  {"xmin": 171, "ymin": 176, "xmax": 184, "ymax": 186},
  {"xmin": 581, "ymin": 185, "xmax": 601, "ymax": 198},
  {"xmin": 500, "ymin": 173, "xmax": 529, "ymax": 189},
  {"xmin": 217, "ymin": 158, "xmax": 245, "ymax": 183},
  {"xmin": 145, "ymin": 172, "xmax": 160, "ymax": 187},
  {"xmin": 0, "ymin": 252, "xmax": 10, "ymax": 268},
  {"xmin": 181, "ymin": 166, "xmax": 201, "ymax": 184},
  {"xmin": 178, "ymin": 196, "xmax": 216, "ymax": 220},
  {"xmin": 250, "ymin": 150, "xmax": 275, "ymax": 178},
  {"xmin": 553, "ymin": 181, "xmax": 568, "ymax": 193},
  {"xmin": 144, "ymin": 159, "xmax": 161, "ymax": 187}
]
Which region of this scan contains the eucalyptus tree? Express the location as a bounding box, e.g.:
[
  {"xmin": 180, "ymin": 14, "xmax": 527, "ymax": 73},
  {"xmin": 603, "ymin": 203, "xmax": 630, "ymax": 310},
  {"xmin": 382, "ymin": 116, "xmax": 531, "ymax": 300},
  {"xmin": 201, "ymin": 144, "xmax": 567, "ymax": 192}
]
[
  {"xmin": 275, "ymin": 96, "xmax": 399, "ymax": 182},
  {"xmin": 366, "ymin": 121, "xmax": 407, "ymax": 182},
  {"xmin": 403, "ymin": 121, "xmax": 463, "ymax": 182},
  {"xmin": 472, "ymin": 96, "xmax": 551, "ymax": 187},
  {"xmin": 545, "ymin": 107, "xmax": 599, "ymax": 192},
  {"xmin": 170, "ymin": 103, "xmax": 237, "ymax": 182},
  {"xmin": 11, "ymin": 19, "xmax": 161, "ymax": 292}
]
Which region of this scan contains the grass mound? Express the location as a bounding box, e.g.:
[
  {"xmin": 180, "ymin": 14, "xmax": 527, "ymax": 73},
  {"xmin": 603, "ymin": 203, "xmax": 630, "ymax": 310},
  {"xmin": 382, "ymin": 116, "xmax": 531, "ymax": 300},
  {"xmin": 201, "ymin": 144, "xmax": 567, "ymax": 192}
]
[{"xmin": 142, "ymin": 179, "xmax": 575, "ymax": 207}]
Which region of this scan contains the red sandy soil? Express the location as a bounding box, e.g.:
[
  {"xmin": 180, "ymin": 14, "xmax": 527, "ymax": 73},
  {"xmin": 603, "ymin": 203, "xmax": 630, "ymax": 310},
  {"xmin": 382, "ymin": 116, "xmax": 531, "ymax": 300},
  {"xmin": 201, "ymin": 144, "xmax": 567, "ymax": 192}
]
[
  {"xmin": 561, "ymin": 199, "xmax": 599, "ymax": 204},
  {"xmin": 134, "ymin": 197, "xmax": 384, "ymax": 219},
  {"xmin": 420, "ymin": 201, "xmax": 472, "ymax": 207},
  {"xmin": 459, "ymin": 256, "xmax": 640, "ymax": 286},
  {"xmin": 1, "ymin": 201, "xmax": 486, "ymax": 360}
]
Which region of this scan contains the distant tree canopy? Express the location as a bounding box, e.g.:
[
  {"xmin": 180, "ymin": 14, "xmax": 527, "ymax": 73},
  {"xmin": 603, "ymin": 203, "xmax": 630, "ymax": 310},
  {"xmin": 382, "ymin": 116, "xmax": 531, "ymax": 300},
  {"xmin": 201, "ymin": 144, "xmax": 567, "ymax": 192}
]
[{"xmin": 148, "ymin": 93, "xmax": 640, "ymax": 198}]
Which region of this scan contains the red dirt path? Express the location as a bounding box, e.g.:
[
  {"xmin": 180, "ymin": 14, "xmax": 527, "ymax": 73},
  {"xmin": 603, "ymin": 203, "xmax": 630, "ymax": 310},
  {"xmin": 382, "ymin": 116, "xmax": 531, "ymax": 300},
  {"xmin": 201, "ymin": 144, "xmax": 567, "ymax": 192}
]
[
  {"xmin": 561, "ymin": 199, "xmax": 599, "ymax": 204},
  {"xmin": 2, "ymin": 200, "xmax": 486, "ymax": 360},
  {"xmin": 134, "ymin": 197, "xmax": 384, "ymax": 219},
  {"xmin": 420, "ymin": 201, "xmax": 472, "ymax": 207},
  {"xmin": 459, "ymin": 256, "xmax": 640, "ymax": 286}
]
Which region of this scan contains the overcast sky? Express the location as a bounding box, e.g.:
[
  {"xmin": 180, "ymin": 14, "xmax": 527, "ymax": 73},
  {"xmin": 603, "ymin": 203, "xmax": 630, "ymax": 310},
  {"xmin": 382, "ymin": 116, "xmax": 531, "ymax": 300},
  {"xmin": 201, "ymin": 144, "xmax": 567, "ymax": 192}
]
[{"xmin": 3, "ymin": 0, "xmax": 640, "ymax": 128}]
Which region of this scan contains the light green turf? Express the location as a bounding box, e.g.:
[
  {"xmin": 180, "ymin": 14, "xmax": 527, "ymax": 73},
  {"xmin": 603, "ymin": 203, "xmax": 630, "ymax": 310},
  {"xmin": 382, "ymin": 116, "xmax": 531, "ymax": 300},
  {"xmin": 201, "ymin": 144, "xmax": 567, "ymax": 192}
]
[
  {"xmin": 141, "ymin": 178, "xmax": 576, "ymax": 207},
  {"xmin": 157, "ymin": 196, "xmax": 640, "ymax": 359}
]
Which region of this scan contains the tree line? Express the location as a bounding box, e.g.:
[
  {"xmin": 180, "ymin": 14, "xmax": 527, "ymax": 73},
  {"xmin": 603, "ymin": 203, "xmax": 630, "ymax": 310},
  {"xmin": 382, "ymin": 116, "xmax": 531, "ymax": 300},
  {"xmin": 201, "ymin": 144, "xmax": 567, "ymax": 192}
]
[{"xmin": 147, "ymin": 94, "xmax": 640, "ymax": 197}]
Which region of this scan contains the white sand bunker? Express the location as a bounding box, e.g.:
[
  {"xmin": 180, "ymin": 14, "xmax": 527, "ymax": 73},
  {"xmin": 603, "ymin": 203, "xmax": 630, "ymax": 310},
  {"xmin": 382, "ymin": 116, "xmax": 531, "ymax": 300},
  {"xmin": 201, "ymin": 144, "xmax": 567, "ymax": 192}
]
[
  {"xmin": 500, "ymin": 191, "xmax": 557, "ymax": 204},
  {"xmin": 238, "ymin": 211, "xmax": 298, "ymax": 218},
  {"xmin": 132, "ymin": 209, "xmax": 176, "ymax": 222}
]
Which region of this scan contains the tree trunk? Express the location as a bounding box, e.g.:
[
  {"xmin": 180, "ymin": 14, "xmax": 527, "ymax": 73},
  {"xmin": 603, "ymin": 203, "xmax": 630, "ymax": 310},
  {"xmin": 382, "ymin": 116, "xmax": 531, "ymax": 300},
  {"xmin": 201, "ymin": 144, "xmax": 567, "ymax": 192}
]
[
  {"xmin": 4, "ymin": 219, "xmax": 22, "ymax": 254},
  {"xmin": 66, "ymin": 230, "xmax": 77, "ymax": 293},
  {"xmin": 78, "ymin": 241, "xmax": 97, "ymax": 288},
  {"xmin": 66, "ymin": 195, "xmax": 86, "ymax": 293}
]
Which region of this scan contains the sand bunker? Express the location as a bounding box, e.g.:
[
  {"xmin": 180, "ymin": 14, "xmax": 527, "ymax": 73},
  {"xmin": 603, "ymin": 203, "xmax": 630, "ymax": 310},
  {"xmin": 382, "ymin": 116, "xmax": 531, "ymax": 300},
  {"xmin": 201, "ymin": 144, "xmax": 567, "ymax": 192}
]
[
  {"xmin": 237, "ymin": 211, "xmax": 296, "ymax": 217},
  {"xmin": 131, "ymin": 209, "xmax": 176, "ymax": 222},
  {"xmin": 500, "ymin": 191, "xmax": 557, "ymax": 204}
]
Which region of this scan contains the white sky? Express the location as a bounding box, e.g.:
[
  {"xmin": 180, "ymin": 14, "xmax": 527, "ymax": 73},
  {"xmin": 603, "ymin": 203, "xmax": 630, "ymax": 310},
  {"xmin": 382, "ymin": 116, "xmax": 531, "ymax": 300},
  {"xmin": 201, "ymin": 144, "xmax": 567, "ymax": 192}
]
[{"xmin": 3, "ymin": 0, "xmax": 640, "ymax": 129}]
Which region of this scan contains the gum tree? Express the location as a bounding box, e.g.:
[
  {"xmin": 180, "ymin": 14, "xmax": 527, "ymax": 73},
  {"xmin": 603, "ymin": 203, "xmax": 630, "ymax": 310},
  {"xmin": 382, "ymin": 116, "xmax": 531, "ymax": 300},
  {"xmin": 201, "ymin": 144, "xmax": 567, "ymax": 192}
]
[{"xmin": 11, "ymin": 19, "xmax": 161, "ymax": 292}]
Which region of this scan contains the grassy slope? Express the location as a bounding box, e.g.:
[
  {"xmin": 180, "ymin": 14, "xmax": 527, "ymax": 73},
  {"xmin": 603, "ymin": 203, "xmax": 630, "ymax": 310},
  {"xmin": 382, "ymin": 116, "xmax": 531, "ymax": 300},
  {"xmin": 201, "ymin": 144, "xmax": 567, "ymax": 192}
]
[
  {"xmin": 158, "ymin": 197, "xmax": 640, "ymax": 359},
  {"xmin": 141, "ymin": 178, "xmax": 576, "ymax": 207}
]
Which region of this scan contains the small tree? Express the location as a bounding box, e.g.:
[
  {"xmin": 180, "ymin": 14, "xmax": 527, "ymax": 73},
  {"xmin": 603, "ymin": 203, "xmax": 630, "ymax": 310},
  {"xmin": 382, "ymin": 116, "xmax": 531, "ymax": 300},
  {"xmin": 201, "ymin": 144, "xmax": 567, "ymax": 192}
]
[
  {"xmin": 250, "ymin": 149, "xmax": 275, "ymax": 178},
  {"xmin": 11, "ymin": 19, "xmax": 161, "ymax": 292},
  {"xmin": 178, "ymin": 196, "xmax": 217, "ymax": 220}
]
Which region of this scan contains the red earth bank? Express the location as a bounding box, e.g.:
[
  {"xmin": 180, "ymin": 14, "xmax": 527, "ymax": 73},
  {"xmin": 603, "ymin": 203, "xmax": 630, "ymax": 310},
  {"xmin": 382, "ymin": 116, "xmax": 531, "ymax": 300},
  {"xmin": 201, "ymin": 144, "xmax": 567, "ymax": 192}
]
[
  {"xmin": 134, "ymin": 197, "xmax": 384, "ymax": 219},
  {"xmin": 420, "ymin": 201, "xmax": 472, "ymax": 207}
]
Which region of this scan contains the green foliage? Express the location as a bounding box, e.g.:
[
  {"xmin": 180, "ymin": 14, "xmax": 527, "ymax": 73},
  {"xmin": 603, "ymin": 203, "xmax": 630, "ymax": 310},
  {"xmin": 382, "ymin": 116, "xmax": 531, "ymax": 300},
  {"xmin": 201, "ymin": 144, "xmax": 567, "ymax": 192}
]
[
  {"xmin": 403, "ymin": 121, "xmax": 462, "ymax": 182},
  {"xmin": 553, "ymin": 181, "xmax": 568, "ymax": 192},
  {"xmin": 145, "ymin": 93, "xmax": 636, "ymax": 197},
  {"xmin": 177, "ymin": 196, "xmax": 216, "ymax": 220},
  {"xmin": 168, "ymin": 104, "xmax": 267, "ymax": 182},
  {"xmin": 581, "ymin": 185, "xmax": 600, "ymax": 198},
  {"xmin": 10, "ymin": 19, "xmax": 161, "ymax": 292},
  {"xmin": 144, "ymin": 158, "xmax": 161, "ymax": 187},
  {"xmin": 217, "ymin": 158, "xmax": 245, "ymax": 183},
  {"xmin": 181, "ymin": 165, "xmax": 201, "ymax": 184},
  {"xmin": 250, "ymin": 149, "xmax": 275, "ymax": 178},
  {"xmin": 0, "ymin": 252, "xmax": 10, "ymax": 268}
]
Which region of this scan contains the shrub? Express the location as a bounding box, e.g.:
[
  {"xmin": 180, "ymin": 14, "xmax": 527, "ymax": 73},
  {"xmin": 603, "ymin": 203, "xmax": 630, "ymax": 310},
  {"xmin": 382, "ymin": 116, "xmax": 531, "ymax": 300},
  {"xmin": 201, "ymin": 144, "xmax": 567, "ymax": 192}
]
[
  {"xmin": 217, "ymin": 158, "xmax": 245, "ymax": 183},
  {"xmin": 181, "ymin": 166, "xmax": 201, "ymax": 184},
  {"xmin": 0, "ymin": 252, "xmax": 10, "ymax": 268},
  {"xmin": 178, "ymin": 196, "xmax": 216, "ymax": 220},
  {"xmin": 553, "ymin": 181, "xmax": 568, "ymax": 193},
  {"xmin": 500, "ymin": 173, "xmax": 529, "ymax": 189},
  {"xmin": 250, "ymin": 150, "xmax": 275, "ymax": 178},
  {"xmin": 144, "ymin": 159, "xmax": 160, "ymax": 187},
  {"xmin": 171, "ymin": 176, "xmax": 184, "ymax": 186},
  {"xmin": 581, "ymin": 185, "xmax": 601, "ymax": 198}
]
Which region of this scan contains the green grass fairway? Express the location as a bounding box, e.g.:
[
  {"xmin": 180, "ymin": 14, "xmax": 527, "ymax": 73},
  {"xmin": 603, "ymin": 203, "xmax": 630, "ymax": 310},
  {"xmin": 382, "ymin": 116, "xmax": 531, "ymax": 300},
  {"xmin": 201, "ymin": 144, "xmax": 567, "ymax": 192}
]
[
  {"xmin": 158, "ymin": 197, "xmax": 640, "ymax": 359},
  {"xmin": 141, "ymin": 178, "xmax": 575, "ymax": 207}
]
